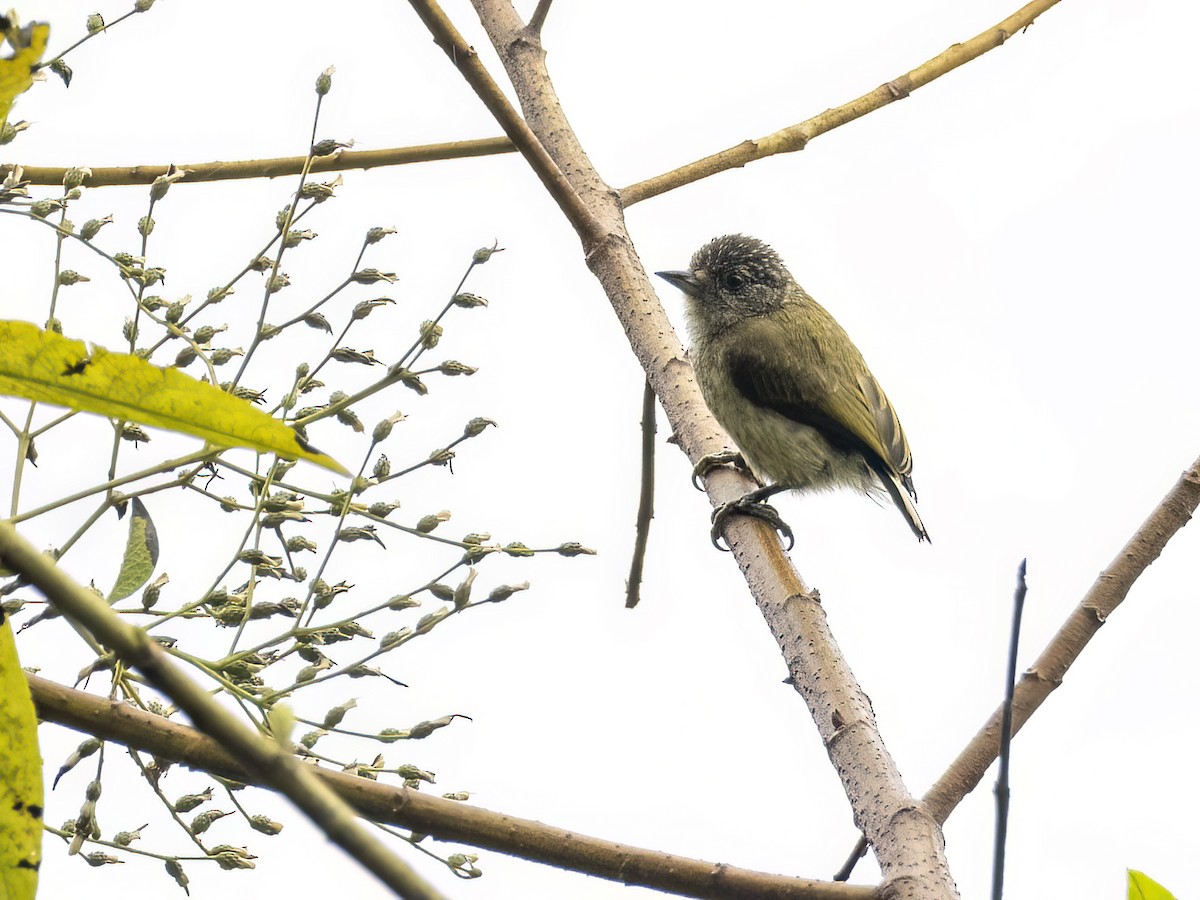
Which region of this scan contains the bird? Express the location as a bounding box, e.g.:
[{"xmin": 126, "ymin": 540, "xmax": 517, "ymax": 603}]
[{"xmin": 656, "ymin": 234, "xmax": 929, "ymax": 548}]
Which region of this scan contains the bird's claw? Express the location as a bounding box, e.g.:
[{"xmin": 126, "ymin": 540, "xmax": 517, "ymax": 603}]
[
  {"xmin": 709, "ymin": 495, "xmax": 795, "ymax": 552},
  {"xmin": 691, "ymin": 450, "xmax": 750, "ymax": 490}
]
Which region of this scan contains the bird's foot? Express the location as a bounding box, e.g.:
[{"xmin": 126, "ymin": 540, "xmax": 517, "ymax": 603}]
[
  {"xmin": 692, "ymin": 450, "xmax": 751, "ymax": 490},
  {"xmin": 710, "ymin": 489, "xmax": 794, "ymax": 552}
]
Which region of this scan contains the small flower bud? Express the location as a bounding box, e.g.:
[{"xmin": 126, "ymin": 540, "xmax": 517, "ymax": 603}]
[
  {"xmin": 249, "ymin": 815, "xmax": 283, "ymax": 836},
  {"xmin": 331, "ymin": 347, "xmax": 379, "ymax": 366},
  {"xmin": 453, "ymin": 568, "xmax": 477, "ymax": 609},
  {"xmin": 416, "ymin": 510, "xmax": 451, "ymax": 533},
  {"xmin": 303, "ymin": 313, "xmax": 331, "ymax": 332},
  {"xmin": 557, "ymin": 542, "xmax": 597, "ymax": 557},
  {"xmin": 206, "ymin": 285, "xmax": 232, "ymax": 303},
  {"xmin": 419, "ymin": 320, "xmax": 442, "ymax": 348},
  {"xmin": 49, "ymin": 58, "xmax": 72, "ymax": 87},
  {"xmin": 86, "ymin": 13, "xmax": 105, "ymax": 33},
  {"xmin": 452, "ymin": 291, "xmax": 488, "ymax": 308},
  {"xmin": 395, "ymin": 368, "xmax": 427, "ymax": 395},
  {"xmin": 463, "ymin": 417, "xmax": 496, "ymax": 437},
  {"xmin": 365, "ymin": 226, "xmax": 395, "ymax": 244},
  {"xmin": 80, "ymin": 216, "xmax": 113, "ymax": 240},
  {"xmin": 283, "ymin": 228, "xmax": 316, "ymax": 248},
  {"xmin": 189, "ymin": 810, "xmax": 230, "ymax": 835},
  {"xmin": 372, "ymin": 454, "xmax": 391, "ymax": 479},
  {"xmin": 311, "ymin": 138, "xmax": 351, "ymax": 157},
  {"xmin": 372, "ymin": 412, "xmax": 405, "ymax": 443},
  {"xmin": 57, "ymin": 270, "xmax": 90, "ymax": 286},
  {"xmin": 487, "ymin": 581, "xmax": 530, "ymax": 603},
  {"xmin": 63, "ymin": 166, "xmax": 91, "ymax": 190},
  {"xmin": 193, "ymin": 324, "xmax": 223, "ymax": 344},
  {"xmin": 352, "ymin": 297, "xmax": 395, "ymax": 320},
  {"xmin": 138, "ymin": 215, "xmax": 154, "ymax": 236},
  {"xmin": 300, "ymin": 177, "xmax": 340, "ymax": 201},
  {"xmin": 438, "ymin": 360, "xmax": 477, "ymax": 376},
  {"xmin": 351, "ymin": 267, "xmax": 397, "ymax": 285},
  {"xmin": 315, "ymin": 65, "xmax": 334, "ymax": 96},
  {"xmin": 149, "ymin": 166, "xmax": 186, "ymax": 201},
  {"xmin": 323, "ymin": 699, "xmax": 357, "ymax": 728},
  {"xmin": 473, "ymin": 243, "xmax": 502, "ymax": 263},
  {"xmin": 286, "ymin": 536, "xmax": 318, "ymax": 553},
  {"xmin": 210, "ymin": 347, "xmax": 243, "ymax": 365}
]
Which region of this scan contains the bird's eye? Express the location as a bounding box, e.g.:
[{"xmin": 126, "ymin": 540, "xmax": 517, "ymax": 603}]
[{"xmin": 721, "ymin": 271, "xmax": 747, "ymax": 292}]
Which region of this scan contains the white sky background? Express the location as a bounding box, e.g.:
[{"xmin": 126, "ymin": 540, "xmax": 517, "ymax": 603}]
[{"xmin": 4, "ymin": 1, "xmax": 1199, "ymax": 898}]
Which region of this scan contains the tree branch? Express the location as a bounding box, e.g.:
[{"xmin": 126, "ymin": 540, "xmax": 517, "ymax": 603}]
[
  {"xmin": 923, "ymin": 454, "xmax": 1200, "ymax": 823},
  {"xmin": 405, "ymin": 1, "xmax": 606, "ymax": 245},
  {"xmin": 0, "ymin": 523, "xmax": 445, "ymax": 900},
  {"xmin": 30, "ymin": 673, "xmax": 875, "ymax": 900},
  {"xmin": 620, "ymin": 0, "xmax": 1063, "ymax": 206},
  {"xmin": 0, "ymin": 137, "xmax": 515, "ymax": 188},
  {"xmin": 625, "ymin": 379, "xmax": 656, "ymax": 608},
  {"xmin": 411, "ymin": 0, "xmax": 959, "ymax": 895}
]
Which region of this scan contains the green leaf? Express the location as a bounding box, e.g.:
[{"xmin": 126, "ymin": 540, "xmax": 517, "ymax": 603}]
[
  {"xmin": 0, "ymin": 610, "xmax": 42, "ymax": 900},
  {"xmin": 107, "ymin": 497, "xmax": 159, "ymax": 603},
  {"xmin": 1129, "ymin": 870, "xmax": 1177, "ymax": 900},
  {"xmin": 0, "ymin": 19, "xmax": 49, "ymax": 128},
  {"xmin": 0, "ymin": 321, "xmax": 348, "ymax": 475}
]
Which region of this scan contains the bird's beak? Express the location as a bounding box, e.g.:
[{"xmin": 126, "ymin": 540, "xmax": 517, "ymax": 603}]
[{"xmin": 655, "ymin": 269, "xmax": 700, "ymax": 298}]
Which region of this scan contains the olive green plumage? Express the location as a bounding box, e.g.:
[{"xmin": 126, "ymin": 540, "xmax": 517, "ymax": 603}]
[{"xmin": 658, "ymin": 234, "xmax": 928, "ymax": 542}]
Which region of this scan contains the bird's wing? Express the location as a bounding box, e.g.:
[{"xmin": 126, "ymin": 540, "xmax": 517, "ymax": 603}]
[{"xmin": 725, "ymin": 311, "xmax": 915, "ymax": 486}]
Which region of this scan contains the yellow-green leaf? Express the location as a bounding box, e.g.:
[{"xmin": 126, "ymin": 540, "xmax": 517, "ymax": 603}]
[
  {"xmin": 108, "ymin": 497, "xmax": 159, "ymax": 603},
  {"xmin": 0, "ymin": 610, "xmax": 42, "ymax": 900},
  {"xmin": 1129, "ymin": 869, "xmax": 1177, "ymax": 900},
  {"xmin": 0, "ymin": 321, "xmax": 348, "ymax": 475},
  {"xmin": 0, "ymin": 18, "xmax": 49, "ymax": 127}
]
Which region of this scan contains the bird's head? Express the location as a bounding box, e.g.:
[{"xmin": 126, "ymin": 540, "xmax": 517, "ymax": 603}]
[{"xmin": 657, "ymin": 234, "xmax": 791, "ymax": 334}]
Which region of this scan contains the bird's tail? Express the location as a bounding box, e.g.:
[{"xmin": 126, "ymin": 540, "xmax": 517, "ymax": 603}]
[{"xmin": 879, "ymin": 472, "xmax": 930, "ymax": 542}]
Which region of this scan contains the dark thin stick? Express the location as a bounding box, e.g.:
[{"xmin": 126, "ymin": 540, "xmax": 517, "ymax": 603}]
[
  {"xmin": 993, "ymin": 559, "xmax": 1027, "ymax": 900},
  {"xmin": 625, "ymin": 380, "xmax": 656, "ymax": 608}
]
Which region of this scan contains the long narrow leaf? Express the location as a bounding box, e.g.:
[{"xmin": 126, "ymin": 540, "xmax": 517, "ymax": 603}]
[{"xmin": 0, "ymin": 321, "xmax": 348, "ymax": 475}]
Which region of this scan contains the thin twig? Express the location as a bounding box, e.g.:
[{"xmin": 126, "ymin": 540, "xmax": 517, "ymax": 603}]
[
  {"xmin": 992, "ymin": 560, "xmax": 1027, "ymax": 900},
  {"xmin": 625, "ymin": 380, "xmax": 656, "ymax": 608},
  {"xmin": 0, "ymin": 138, "xmax": 516, "ymax": 188},
  {"xmin": 924, "ymin": 456, "xmax": 1200, "ymax": 822},
  {"xmin": 620, "ymin": 0, "xmax": 1063, "ymax": 206},
  {"xmin": 836, "ymin": 455, "xmax": 1200, "ymax": 881},
  {"xmin": 0, "ymin": 523, "xmax": 447, "ymax": 900},
  {"xmin": 28, "ymin": 673, "xmax": 875, "ymax": 900},
  {"xmin": 405, "ymin": 1, "xmax": 606, "ymax": 246}
]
